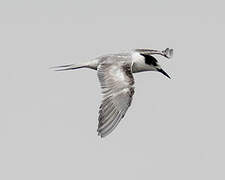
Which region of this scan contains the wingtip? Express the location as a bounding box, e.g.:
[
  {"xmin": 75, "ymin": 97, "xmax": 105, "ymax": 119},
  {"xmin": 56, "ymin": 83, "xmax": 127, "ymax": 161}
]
[
  {"xmin": 97, "ymin": 132, "xmax": 105, "ymax": 138},
  {"xmin": 164, "ymin": 48, "xmax": 174, "ymax": 59}
]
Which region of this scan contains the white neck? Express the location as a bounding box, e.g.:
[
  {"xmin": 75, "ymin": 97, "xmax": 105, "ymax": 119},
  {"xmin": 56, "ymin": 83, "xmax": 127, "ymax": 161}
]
[{"xmin": 131, "ymin": 52, "xmax": 156, "ymax": 73}]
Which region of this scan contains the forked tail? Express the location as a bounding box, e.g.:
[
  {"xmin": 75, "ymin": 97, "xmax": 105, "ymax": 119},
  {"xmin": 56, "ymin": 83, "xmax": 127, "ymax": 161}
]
[{"xmin": 50, "ymin": 63, "xmax": 88, "ymax": 71}]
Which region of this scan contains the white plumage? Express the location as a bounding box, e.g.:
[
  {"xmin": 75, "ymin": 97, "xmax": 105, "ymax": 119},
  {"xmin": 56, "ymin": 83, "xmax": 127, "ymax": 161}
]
[{"xmin": 52, "ymin": 48, "xmax": 173, "ymax": 137}]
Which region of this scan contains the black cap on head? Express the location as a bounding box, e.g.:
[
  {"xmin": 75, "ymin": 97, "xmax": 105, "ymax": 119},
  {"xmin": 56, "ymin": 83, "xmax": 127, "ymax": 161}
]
[{"xmin": 141, "ymin": 54, "xmax": 158, "ymax": 66}]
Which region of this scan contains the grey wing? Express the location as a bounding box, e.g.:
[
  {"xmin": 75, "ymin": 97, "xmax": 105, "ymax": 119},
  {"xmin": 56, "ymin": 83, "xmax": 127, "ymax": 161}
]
[{"xmin": 97, "ymin": 57, "xmax": 135, "ymax": 137}]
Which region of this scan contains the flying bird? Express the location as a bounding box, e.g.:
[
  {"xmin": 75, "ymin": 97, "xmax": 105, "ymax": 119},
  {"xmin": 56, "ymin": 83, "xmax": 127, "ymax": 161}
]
[{"xmin": 52, "ymin": 48, "xmax": 173, "ymax": 137}]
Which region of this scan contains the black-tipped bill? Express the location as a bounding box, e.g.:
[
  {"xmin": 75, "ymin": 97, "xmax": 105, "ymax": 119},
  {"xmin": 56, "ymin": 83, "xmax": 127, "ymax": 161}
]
[{"xmin": 157, "ymin": 68, "xmax": 171, "ymax": 79}]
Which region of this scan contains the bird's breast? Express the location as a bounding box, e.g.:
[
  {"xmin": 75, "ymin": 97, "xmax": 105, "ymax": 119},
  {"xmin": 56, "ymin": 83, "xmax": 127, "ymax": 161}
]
[{"xmin": 132, "ymin": 62, "xmax": 152, "ymax": 73}]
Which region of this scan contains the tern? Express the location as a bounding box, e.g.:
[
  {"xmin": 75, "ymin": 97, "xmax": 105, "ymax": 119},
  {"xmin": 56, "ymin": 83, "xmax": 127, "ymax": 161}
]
[{"xmin": 52, "ymin": 48, "xmax": 173, "ymax": 137}]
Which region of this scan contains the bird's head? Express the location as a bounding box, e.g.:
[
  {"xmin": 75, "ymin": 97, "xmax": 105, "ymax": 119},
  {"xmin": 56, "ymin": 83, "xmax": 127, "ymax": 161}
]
[{"xmin": 134, "ymin": 48, "xmax": 173, "ymax": 78}]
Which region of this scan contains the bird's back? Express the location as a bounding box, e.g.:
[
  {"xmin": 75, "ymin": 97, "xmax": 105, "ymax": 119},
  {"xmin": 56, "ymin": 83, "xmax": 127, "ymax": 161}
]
[{"xmin": 97, "ymin": 53, "xmax": 132, "ymax": 65}]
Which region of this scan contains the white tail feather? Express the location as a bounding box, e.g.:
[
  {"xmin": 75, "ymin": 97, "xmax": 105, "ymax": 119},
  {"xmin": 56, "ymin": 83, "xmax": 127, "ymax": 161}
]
[{"xmin": 51, "ymin": 63, "xmax": 88, "ymax": 71}]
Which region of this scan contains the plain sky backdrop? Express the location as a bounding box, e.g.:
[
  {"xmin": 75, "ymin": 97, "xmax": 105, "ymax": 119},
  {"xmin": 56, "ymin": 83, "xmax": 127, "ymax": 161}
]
[{"xmin": 0, "ymin": 0, "xmax": 225, "ymax": 179}]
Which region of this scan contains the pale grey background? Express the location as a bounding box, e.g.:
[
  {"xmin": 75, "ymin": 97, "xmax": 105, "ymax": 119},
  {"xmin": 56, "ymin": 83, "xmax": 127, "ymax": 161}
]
[{"xmin": 0, "ymin": 0, "xmax": 225, "ymax": 179}]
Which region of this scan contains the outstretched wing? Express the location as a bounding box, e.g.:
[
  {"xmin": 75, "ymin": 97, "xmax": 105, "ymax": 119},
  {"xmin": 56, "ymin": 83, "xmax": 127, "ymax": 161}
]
[{"xmin": 97, "ymin": 56, "xmax": 135, "ymax": 137}]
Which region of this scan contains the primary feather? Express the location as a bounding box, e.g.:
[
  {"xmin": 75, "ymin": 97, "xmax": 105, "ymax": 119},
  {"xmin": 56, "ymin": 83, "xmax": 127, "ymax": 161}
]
[
  {"xmin": 52, "ymin": 48, "xmax": 173, "ymax": 138},
  {"xmin": 97, "ymin": 55, "xmax": 135, "ymax": 137}
]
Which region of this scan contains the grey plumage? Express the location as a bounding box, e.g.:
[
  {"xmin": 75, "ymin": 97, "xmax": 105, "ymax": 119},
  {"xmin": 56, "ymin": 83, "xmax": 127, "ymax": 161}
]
[
  {"xmin": 97, "ymin": 55, "xmax": 134, "ymax": 137},
  {"xmin": 52, "ymin": 48, "xmax": 173, "ymax": 137}
]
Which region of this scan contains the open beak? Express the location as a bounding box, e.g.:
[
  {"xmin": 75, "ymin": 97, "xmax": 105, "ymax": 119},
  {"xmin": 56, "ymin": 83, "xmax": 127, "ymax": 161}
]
[{"xmin": 157, "ymin": 68, "xmax": 171, "ymax": 79}]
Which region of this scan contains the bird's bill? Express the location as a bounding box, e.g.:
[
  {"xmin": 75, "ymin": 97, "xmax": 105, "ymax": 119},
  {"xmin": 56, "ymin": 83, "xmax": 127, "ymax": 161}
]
[{"xmin": 157, "ymin": 68, "xmax": 171, "ymax": 79}]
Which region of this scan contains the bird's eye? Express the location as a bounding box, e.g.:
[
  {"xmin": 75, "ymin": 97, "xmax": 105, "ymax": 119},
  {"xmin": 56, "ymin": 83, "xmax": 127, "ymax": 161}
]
[{"xmin": 141, "ymin": 54, "xmax": 158, "ymax": 66}]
